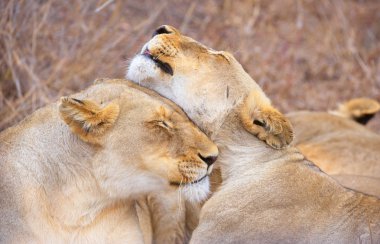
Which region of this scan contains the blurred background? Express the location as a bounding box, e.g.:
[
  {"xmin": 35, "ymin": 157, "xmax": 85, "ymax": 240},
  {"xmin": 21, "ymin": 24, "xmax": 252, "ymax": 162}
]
[{"xmin": 1, "ymin": 0, "xmax": 379, "ymax": 132}]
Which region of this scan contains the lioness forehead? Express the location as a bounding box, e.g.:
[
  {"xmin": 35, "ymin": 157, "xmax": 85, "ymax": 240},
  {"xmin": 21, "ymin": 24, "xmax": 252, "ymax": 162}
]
[{"xmin": 175, "ymin": 36, "xmax": 232, "ymax": 63}]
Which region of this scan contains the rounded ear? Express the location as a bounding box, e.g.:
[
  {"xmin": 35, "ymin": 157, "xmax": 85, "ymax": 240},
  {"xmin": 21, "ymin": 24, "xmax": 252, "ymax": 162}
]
[
  {"xmin": 59, "ymin": 97, "xmax": 120, "ymax": 144},
  {"xmin": 239, "ymin": 90, "xmax": 293, "ymax": 149},
  {"xmin": 329, "ymin": 98, "xmax": 380, "ymax": 125}
]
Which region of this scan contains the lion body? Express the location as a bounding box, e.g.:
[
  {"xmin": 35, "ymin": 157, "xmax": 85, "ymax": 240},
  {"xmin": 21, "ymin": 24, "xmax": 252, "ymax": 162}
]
[
  {"xmin": 289, "ymin": 111, "xmax": 380, "ymax": 197},
  {"xmin": 0, "ymin": 79, "xmax": 217, "ymax": 243},
  {"xmin": 0, "ymin": 102, "xmax": 143, "ymax": 243},
  {"xmin": 191, "ymin": 112, "xmax": 380, "ymax": 243},
  {"xmin": 128, "ymin": 25, "xmax": 380, "ymax": 243}
]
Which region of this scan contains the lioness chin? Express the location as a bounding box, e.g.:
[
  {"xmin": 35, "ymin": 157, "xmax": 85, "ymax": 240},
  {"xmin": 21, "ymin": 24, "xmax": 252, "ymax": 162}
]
[
  {"xmin": 0, "ymin": 78, "xmax": 218, "ymax": 243},
  {"xmin": 128, "ymin": 25, "xmax": 380, "ymax": 243}
]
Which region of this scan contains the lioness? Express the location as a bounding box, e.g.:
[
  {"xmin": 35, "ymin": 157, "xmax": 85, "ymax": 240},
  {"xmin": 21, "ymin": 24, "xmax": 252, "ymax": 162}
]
[
  {"xmin": 128, "ymin": 25, "xmax": 380, "ymax": 243},
  {"xmin": 128, "ymin": 25, "xmax": 294, "ymax": 243},
  {"xmin": 0, "ymin": 78, "xmax": 218, "ymax": 243},
  {"xmin": 289, "ymin": 98, "xmax": 380, "ymax": 197}
]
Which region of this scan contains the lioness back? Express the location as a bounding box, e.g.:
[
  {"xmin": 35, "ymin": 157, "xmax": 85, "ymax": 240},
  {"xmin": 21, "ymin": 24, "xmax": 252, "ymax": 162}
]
[{"xmin": 288, "ymin": 111, "xmax": 380, "ymax": 197}]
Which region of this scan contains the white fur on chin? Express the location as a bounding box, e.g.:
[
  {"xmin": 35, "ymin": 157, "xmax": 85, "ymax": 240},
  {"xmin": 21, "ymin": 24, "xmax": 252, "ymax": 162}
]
[
  {"xmin": 127, "ymin": 55, "xmax": 158, "ymax": 84},
  {"xmin": 180, "ymin": 177, "xmax": 210, "ymax": 203}
]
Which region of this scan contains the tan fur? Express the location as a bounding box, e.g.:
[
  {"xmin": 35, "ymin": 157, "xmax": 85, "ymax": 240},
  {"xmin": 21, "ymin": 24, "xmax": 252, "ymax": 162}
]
[
  {"xmin": 0, "ymin": 78, "xmax": 217, "ymax": 243},
  {"xmin": 128, "ymin": 25, "xmax": 380, "ymax": 243},
  {"xmin": 128, "ymin": 26, "xmax": 293, "ymax": 149},
  {"xmin": 330, "ymin": 97, "xmax": 380, "ymax": 123},
  {"xmin": 240, "ymin": 91, "xmax": 293, "ymax": 149},
  {"xmin": 288, "ymin": 98, "xmax": 380, "ymax": 197},
  {"xmin": 59, "ymin": 97, "xmax": 120, "ymax": 144},
  {"xmin": 127, "ymin": 25, "xmax": 293, "ymax": 243}
]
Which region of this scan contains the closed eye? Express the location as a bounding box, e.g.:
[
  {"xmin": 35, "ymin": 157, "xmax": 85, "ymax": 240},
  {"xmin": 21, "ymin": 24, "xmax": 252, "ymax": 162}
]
[
  {"xmin": 152, "ymin": 120, "xmax": 172, "ymax": 129},
  {"xmin": 159, "ymin": 120, "xmax": 169, "ymax": 128}
]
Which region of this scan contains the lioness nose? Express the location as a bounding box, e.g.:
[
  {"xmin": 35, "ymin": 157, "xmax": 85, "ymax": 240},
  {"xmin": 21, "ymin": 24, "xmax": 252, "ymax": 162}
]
[
  {"xmin": 152, "ymin": 25, "xmax": 172, "ymax": 37},
  {"xmin": 198, "ymin": 153, "xmax": 218, "ymax": 167}
]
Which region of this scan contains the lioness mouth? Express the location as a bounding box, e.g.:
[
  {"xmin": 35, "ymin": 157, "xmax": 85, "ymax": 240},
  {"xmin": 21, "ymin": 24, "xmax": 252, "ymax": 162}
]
[
  {"xmin": 142, "ymin": 49, "xmax": 173, "ymax": 76},
  {"xmin": 170, "ymin": 174, "xmax": 208, "ymax": 186}
]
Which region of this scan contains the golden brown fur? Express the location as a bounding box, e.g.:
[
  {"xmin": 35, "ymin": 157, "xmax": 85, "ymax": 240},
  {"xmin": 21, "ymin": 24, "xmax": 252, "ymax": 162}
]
[
  {"xmin": 288, "ymin": 98, "xmax": 380, "ymax": 197},
  {"xmin": 128, "ymin": 26, "xmax": 293, "ymax": 149},
  {"xmin": 330, "ymin": 98, "xmax": 380, "ymax": 124},
  {"xmin": 0, "ymin": 78, "xmax": 218, "ymax": 243},
  {"xmin": 128, "ymin": 25, "xmax": 380, "ymax": 243},
  {"xmin": 127, "ymin": 25, "xmax": 293, "ymax": 243}
]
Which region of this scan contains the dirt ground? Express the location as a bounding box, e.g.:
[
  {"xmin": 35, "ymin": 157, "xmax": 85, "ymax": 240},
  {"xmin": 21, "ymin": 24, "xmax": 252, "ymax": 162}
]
[{"xmin": 1, "ymin": 0, "xmax": 380, "ymax": 132}]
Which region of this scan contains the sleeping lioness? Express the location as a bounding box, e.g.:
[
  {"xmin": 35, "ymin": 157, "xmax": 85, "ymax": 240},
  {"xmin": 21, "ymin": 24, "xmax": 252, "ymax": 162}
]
[
  {"xmin": 128, "ymin": 25, "xmax": 294, "ymax": 243},
  {"xmin": 128, "ymin": 25, "xmax": 380, "ymax": 243},
  {"xmin": 289, "ymin": 98, "xmax": 380, "ymax": 197},
  {"xmin": 0, "ymin": 78, "xmax": 218, "ymax": 243}
]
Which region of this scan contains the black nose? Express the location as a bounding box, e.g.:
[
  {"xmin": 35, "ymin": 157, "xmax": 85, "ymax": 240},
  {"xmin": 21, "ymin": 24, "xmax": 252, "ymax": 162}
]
[
  {"xmin": 198, "ymin": 154, "xmax": 218, "ymax": 167},
  {"xmin": 152, "ymin": 26, "xmax": 172, "ymax": 37}
]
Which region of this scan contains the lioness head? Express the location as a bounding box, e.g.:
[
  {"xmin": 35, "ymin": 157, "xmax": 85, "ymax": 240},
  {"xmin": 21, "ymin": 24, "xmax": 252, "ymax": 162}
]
[
  {"xmin": 127, "ymin": 25, "xmax": 293, "ymax": 148},
  {"xmin": 59, "ymin": 80, "xmax": 218, "ymax": 202}
]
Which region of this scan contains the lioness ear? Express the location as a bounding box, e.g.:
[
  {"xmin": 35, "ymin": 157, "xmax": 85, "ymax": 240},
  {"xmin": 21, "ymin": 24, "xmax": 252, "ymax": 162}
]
[
  {"xmin": 59, "ymin": 97, "xmax": 120, "ymax": 144},
  {"xmin": 239, "ymin": 90, "xmax": 293, "ymax": 149},
  {"xmin": 329, "ymin": 98, "xmax": 380, "ymax": 125}
]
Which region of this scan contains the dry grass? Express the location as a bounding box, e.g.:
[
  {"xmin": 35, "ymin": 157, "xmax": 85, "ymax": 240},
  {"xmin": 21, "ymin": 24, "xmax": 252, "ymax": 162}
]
[{"xmin": 1, "ymin": 0, "xmax": 380, "ymax": 132}]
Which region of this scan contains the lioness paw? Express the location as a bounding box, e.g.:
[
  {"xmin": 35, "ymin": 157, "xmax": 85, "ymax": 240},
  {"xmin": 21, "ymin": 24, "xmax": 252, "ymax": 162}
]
[
  {"xmin": 240, "ymin": 90, "xmax": 294, "ymax": 149},
  {"xmin": 250, "ymin": 107, "xmax": 293, "ymax": 149}
]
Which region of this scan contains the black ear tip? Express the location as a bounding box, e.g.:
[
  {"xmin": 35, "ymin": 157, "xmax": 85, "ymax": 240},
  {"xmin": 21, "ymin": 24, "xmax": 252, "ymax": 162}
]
[
  {"xmin": 354, "ymin": 113, "xmax": 375, "ymax": 125},
  {"xmin": 152, "ymin": 25, "xmax": 172, "ymax": 37}
]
